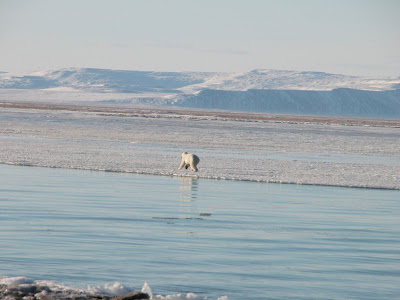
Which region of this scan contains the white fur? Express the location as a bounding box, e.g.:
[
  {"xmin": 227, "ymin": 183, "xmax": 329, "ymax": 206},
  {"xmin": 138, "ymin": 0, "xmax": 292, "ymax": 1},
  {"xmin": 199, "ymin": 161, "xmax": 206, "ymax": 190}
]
[{"xmin": 178, "ymin": 152, "xmax": 200, "ymax": 172}]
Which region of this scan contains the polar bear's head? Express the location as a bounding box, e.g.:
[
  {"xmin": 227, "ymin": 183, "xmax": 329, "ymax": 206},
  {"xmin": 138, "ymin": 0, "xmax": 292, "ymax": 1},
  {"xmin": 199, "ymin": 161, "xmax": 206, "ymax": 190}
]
[{"xmin": 182, "ymin": 151, "xmax": 188, "ymax": 156}]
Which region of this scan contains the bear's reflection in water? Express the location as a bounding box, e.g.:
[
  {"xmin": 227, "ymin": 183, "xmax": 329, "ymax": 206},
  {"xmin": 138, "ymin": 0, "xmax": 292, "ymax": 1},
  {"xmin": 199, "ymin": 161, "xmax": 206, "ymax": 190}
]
[{"xmin": 179, "ymin": 177, "xmax": 198, "ymax": 202}]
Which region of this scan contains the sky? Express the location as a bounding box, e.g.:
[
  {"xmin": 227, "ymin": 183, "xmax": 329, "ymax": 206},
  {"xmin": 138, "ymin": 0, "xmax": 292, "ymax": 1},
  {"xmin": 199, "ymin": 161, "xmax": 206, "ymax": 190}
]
[{"xmin": 1, "ymin": 0, "xmax": 399, "ymax": 76}]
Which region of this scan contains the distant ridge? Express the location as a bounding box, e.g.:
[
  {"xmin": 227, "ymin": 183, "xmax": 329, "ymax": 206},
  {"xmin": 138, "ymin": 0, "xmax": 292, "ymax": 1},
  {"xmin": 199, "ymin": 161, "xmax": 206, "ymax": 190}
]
[
  {"xmin": 1, "ymin": 68, "xmax": 400, "ymax": 118},
  {"xmin": 1, "ymin": 67, "xmax": 399, "ymax": 92}
]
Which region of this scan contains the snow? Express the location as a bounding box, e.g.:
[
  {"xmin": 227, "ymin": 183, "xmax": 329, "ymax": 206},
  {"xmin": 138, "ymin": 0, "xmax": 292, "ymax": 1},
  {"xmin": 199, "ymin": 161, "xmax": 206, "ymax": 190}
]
[
  {"xmin": 87, "ymin": 281, "xmax": 134, "ymax": 296},
  {"xmin": 2, "ymin": 68, "xmax": 399, "ymax": 92},
  {"xmin": 0, "ymin": 107, "xmax": 399, "ymax": 190},
  {"xmin": 1, "ymin": 67, "xmax": 400, "ymax": 118}
]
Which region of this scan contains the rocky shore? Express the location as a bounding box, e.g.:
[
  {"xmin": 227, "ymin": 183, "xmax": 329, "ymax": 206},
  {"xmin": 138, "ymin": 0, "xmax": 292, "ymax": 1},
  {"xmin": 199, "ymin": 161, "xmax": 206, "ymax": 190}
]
[{"xmin": 0, "ymin": 283, "xmax": 149, "ymax": 300}]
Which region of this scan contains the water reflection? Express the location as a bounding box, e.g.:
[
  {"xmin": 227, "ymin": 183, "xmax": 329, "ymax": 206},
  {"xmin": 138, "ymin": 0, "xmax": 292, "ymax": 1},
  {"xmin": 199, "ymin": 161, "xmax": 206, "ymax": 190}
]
[{"xmin": 179, "ymin": 177, "xmax": 198, "ymax": 202}]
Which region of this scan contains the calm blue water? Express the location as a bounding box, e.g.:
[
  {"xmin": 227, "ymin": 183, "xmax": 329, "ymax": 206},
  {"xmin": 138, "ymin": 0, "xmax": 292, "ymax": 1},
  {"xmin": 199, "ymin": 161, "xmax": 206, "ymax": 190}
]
[{"xmin": 0, "ymin": 164, "xmax": 399, "ymax": 299}]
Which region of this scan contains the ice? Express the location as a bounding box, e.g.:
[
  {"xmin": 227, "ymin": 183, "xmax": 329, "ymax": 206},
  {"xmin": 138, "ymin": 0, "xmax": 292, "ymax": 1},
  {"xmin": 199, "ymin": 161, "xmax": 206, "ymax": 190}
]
[
  {"xmin": 0, "ymin": 276, "xmax": 229, "ymax": 299},
  {"xmin": 0, "ymin": 106, "xmax": 399, "ymax": 190},
  {"xmin": 0, "ymin": 276, "xmax": 88, "ymax": 299},
  {"xmin": 142, "ymin": 282, "xmax": 153, "ymax": 298},
  {"xmin": 0, "ymin": 276, "xmax": 34, "ymax": 287},
  {"xmin": 87, "ymin": 281, "xmax": 133, "ymax": 296}
]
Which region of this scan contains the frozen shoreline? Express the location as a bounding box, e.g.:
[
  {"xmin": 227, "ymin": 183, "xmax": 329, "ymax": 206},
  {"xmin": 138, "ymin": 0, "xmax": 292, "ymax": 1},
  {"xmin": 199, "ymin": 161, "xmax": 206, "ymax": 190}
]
[
  {"xmin": 0, "ymin": 104, "xmax": 399, "ymax": 190},
  {"xmin": 0, "ymin": 276, "xmax": 214, "ymax": 300}
]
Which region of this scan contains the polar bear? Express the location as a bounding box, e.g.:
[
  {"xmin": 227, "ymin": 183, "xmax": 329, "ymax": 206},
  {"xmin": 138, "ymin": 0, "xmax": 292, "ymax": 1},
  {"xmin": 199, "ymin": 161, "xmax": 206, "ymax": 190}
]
[{"xmin": 178, "ymin": 152, "xmax": 200, "ymax": 172}]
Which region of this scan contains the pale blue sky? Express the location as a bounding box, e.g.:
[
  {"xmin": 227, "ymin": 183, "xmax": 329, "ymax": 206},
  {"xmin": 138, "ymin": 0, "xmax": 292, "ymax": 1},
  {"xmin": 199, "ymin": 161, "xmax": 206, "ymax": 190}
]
[{"xmin": 1, "ymin": 0, "xmax": 399, "ymax": 76}]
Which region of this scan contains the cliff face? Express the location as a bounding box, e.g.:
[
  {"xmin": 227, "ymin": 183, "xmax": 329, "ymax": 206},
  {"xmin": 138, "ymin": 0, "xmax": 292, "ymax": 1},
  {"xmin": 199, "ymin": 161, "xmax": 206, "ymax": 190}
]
[{"xmin": 177, "ymin": 88, "xmax": 400, "ymax": 118}]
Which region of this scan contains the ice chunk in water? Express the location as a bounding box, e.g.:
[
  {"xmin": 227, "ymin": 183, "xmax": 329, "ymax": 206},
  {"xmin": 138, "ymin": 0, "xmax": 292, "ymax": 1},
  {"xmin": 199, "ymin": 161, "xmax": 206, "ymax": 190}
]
[
  {"xmin": 87, "ymin": 281, "xmax": 132, "ymax": 296},
  {"xmin": 0, "ymin": 276, "xmax": 34, "ymax": 287},
  {"xmin": 141, "ymin": 282, "xmax": 153, "ymax": 298}
]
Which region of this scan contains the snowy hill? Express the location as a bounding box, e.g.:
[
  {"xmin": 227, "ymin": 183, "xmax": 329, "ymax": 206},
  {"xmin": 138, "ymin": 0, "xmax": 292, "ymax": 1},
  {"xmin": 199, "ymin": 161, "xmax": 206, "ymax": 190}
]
[
  {"xmin": 0, "ymin": 68, "xmax": 212, "ymax": 93},
  {"xmin": 1, "ymin": 67, "xmax": 399, "ymax": 92},
  {"xmin": 1, "ymin": 68, "xmax": 400, "ymax": 118}
]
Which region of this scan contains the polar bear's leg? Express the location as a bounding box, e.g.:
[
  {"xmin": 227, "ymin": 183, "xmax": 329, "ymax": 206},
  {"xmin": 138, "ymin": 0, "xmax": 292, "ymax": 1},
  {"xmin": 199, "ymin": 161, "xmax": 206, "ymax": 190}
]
[
  {"xmin": 179, "ymin": 152, "xmax": 189, "ymax": 170},
  {"xmin": 190, "ymin": 155, "xmax": 199, "ymax": 172},
  {"xmin": 178, "ymin": 159, "xmax": 185, "ymax": 170}
]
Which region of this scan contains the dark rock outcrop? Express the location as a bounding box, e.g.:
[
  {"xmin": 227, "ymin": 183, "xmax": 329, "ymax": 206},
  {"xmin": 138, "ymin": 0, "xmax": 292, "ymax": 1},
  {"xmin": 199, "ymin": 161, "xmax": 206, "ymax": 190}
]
[{"xmin": 111, "ymin": 291, "xmax": 150, "ymax": 300}]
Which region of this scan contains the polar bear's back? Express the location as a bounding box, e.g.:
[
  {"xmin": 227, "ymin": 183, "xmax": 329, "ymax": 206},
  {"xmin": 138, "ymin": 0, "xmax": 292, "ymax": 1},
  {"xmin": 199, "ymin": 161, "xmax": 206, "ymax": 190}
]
[{"xmin": 183, "ymin": 152, "xmax": 199, "ymax": 164}]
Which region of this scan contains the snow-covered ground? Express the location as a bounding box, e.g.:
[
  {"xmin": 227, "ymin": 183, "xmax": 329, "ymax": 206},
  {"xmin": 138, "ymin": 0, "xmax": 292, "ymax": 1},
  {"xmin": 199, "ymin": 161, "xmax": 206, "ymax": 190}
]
[
  {"xmin": 0, "ymin": 106, "xmax": 399, "ymax": 190},
  {"xmin": 1, "ymin": 68, "xmax": 400, "ymax": 118}
]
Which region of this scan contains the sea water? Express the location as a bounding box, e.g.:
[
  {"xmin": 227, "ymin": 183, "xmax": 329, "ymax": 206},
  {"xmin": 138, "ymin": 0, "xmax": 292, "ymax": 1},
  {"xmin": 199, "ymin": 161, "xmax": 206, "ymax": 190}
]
[{"xmin": 0, "ymin": 164, "xmax": 399, "ymax": 299}]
